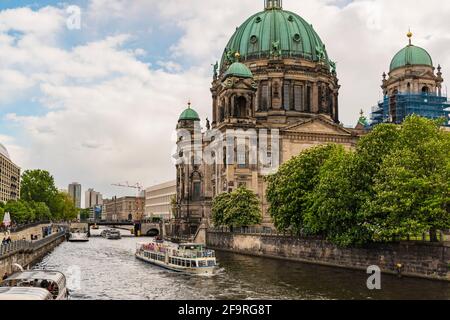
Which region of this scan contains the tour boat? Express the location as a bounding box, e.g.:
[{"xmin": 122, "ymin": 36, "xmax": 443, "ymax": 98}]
[
  {"xmin": 68, "ymin": 229, "xmax": 89, "ymax": 242},
  {"xmin": 0, "ymin": 270, "xmax": 69, "ymax": 300},
  {"xmin": 135, "ymin": 239, "xmax": 217, "ymax": 275}
]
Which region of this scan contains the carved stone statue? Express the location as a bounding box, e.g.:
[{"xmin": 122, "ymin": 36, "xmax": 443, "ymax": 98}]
[
  {"xmin": 206, "ymin": 118, "xmax": 211, "ymax": 130},
  {"xmin": 211, "ymin": 61, "xmax": 218, "ymax": 79}
]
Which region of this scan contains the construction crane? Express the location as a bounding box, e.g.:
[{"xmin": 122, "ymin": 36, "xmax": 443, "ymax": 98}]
[
  {"xmin": 111, "ymin": 182, "xmax": 143, "ymax": 194},
  {"xmin": 111, "ymin": 182, "xmax": 144, "ymax": 223}
]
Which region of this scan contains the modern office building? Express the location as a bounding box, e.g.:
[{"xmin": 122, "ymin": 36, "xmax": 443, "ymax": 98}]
[
  {"xmin": 85, "ymin": 188, "xmax": 103, "ymax": 209},
  {"xmin": 145, "ymin": 180, "xmax": 176, "ymax": 221},
  {"xmin": 68, "ymin": 182, "xmax": 82, "ymax": 209},
  {"xmin": 0, "ymin": 143, "xmax": 20, "ymax": 203}
]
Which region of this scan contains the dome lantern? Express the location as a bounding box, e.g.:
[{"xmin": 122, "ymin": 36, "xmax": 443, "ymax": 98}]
[
  {"xmin": 389, "ymin": 32, "xmax": 433, "ymax": 72},
  {"xmin": 265, "ymin": 0, "xmax": 282, "ymax": 10}
]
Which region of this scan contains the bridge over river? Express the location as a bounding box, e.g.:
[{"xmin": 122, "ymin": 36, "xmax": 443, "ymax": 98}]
[{"xmin": 73, "ymin": 220, "xmax": 162, "ymax": 237}]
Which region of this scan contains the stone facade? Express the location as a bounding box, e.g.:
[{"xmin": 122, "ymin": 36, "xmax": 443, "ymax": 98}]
[
  {"xmin": 207, "ymin": 232, "xmax": 450, "ymax": 281},
  {"xmin": 173, "ymin": 2, "xmax": 362, "ymax": 235},
  {"xmin": 103, "ymin": 196, "xmax": 145, "ymax": 221},
  {"xmin": 0, "ymin": 143, "xmax": 20, "ymax": 203}
]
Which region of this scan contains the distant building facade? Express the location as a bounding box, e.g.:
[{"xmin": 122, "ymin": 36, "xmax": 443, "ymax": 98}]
[
  {"xmin": 85, "ymin": 188, "xmax": 103, "ymax": 208},
  {"xmin": 103, "ymin": 196, "xmax": 145, "ymax": 221},
  {"xmin": 68, "ymin": 182, "xmax": 82, "ymax": 209},
  {"xmin": 0, "ymin": 143, "xmax": 20, "ymax": 203},
  {"xmin": 145, "ymin": 180, "xmax": 176, "ymax": 220}
]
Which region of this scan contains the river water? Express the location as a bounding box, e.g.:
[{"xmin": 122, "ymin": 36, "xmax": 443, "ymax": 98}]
[{"xmin": 33, "ymin": 229, "xmax": 450, "ymax": 300}]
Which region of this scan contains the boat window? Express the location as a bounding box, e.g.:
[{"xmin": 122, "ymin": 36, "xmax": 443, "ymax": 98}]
[{"xmin": 208, "ymin": 260, "xmax": 215, "ymax": 267}]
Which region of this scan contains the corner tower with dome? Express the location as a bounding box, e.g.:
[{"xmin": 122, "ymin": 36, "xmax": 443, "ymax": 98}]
[
  {"xmin": 371, "ymin": 31, "xmax": 450, "ymax": 126},
  {"xmin": 173, "ymin": 0, "xmax": 360, "ymax": 236},
  {"xmin": 0, "ymin": 143, "xmax": 21, "ymax": 203}
]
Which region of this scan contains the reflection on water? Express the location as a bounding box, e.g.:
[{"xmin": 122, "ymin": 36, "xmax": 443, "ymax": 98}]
[{"xmin": 33, "ymin": 229, "xmax": 450, "ymax": 300}]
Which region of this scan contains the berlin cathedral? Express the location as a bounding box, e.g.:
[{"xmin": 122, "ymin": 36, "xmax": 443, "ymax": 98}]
[{"xmin": 172, "ymin": 0, "xmax": 449, "ymax": 236}]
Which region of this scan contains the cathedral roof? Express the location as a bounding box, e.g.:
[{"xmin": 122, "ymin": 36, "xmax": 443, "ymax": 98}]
[
  {"xmin": 178, "ymin": 103, "xmax": 200, "ymax": 121},
  {"xmin": 224, "ymin": 61, "xmax": 253, "ymax": 79},
  {"xmin": 220, "ymin": 1, "xmax": 330, "ymax": 70},
  {"xmin": 390, "ymin": 33, "xmax": 433, "ymax": 72}
]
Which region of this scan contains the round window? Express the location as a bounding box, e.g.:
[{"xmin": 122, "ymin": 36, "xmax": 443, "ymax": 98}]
[
  {"xmin": 255, "ymin": 17, "xmax": 262, "ymax": 23},
  {"xmin": 293, "ymin": 34, "xmax": 301, "ymax": 42},
  {"xmin": 250, "ymin": 35, "xmax": 258, "ymax": 44}
]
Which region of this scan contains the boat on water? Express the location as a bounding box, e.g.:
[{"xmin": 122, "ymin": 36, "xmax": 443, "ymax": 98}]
[
  {"xmin": 106, "ymin": 229, "xmax": 121, "ymax": 240},
  {"xmin": 135, "ymin": 239, "xmax": 217, "ymax": 275},
  {"xmin": 0, "ymin": 270, "xmax": 69, "ymax": 300},
  {"xmin": 101, "ymin": 228, "xmax": 121, "ymax": 239},
  {"xmin": 68, "ymin": 229, "xmax": 89, "ymax": 242}
]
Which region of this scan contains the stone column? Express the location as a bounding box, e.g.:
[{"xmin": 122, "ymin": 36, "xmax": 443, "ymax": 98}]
[{"xmin": 312, "ymin": 82, "xmax": 319, "ymax": 113}]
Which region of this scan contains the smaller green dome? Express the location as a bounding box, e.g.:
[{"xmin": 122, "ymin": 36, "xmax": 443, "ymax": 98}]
[
  {"xmin": 390, "ymin": 44, "xmax": 433, "ymax": 72},
  {"xmin": 224, "ymin": 62, "xmax": 253, "ymax": 79},
  {"xmin": 179, "ymin": 103, "xmax": 200, "ymax": 121}
]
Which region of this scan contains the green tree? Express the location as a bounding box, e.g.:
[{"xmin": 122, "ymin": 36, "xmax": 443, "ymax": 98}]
[
  {"xmin": 365, "ymin": 116, "xmax": 450, "ymax": 242},
  {"xmin": 61, "ymin": 192, "xmax": 78, "ymax": 221},
  {"xmin": 303, "ymin": 146, "xmax": 370, "ymax": 246},
  {"xmin": 211, "ymin": 192, "xmax": 231, "ymax": 226},
  {"xmin": 226, "ymin": 186, "xmax": 262, "ymax": 227},
  {"xmin": 0, "ymin": 204, "xmax": 4, "ymax": 223},
  {"xmin": 266, "ymin": 144, "xmax": 340, "ymax": 234},
  {"xmin": 211, "ymin": 187, "xmax": 261, "ymax": 227},
  {"xmin": 20, "ymin": 170, "xmax": 58, "ymax": 210},
  {"xmin": 31, "ymin": 202, "xmax": 52, "ymax": 221},
  {"xmin": 5, "ymin": 200, "xmax": 35, "ymax": 224},
  {"xmin": 79, "ymin": 208, "xmax": 90, "ymax": 221}
]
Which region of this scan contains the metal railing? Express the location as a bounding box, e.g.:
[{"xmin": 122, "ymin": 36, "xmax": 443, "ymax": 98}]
[
  {"xmin": 0, "ymin": 231, "xmax": 66, "ymax": 258},
  {"xmin": 209, "ymin": 227, "xmax": 449, "ymax": 243}
]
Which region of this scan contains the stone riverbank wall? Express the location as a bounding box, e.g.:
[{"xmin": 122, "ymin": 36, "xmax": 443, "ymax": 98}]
[
  {"xmin": 206, "ymin": 231, "xmax": 450, "ymax": 281},
  {"xmin": 0, "ymin": 232, "xmax": 66, "ymax": 276}
]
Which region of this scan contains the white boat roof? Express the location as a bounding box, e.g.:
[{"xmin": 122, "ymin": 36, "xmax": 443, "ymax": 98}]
[
  {"xmin": 0, "ymin": 287, "xmax": 53, "ymax": 300},
  {"xmin": 5, "ymin": 270, "xmax": 66, "ymax": 287}
]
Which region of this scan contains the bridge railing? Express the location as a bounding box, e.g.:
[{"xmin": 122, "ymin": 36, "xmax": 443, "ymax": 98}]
[{"xmin": 0, "ymin": 231, "xmax": 66, "ymax": 258}]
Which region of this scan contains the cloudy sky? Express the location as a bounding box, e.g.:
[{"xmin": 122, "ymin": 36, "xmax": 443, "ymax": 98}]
[{"xmin": 1, "ymin": 0, "xmax": 450, "ymax": 201}]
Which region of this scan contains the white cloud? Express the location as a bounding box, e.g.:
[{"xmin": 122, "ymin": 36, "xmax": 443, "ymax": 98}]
[{"xmin": 2, "ymin": 0, "xmax": 450, "ymax": 200}]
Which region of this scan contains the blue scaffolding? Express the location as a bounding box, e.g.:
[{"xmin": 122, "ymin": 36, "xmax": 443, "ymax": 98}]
[{"xmin": 371, "ymin": 92, "xmax": 450, "ymax": 127}]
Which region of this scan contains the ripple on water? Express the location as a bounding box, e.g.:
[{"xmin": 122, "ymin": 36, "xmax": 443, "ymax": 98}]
[{"xmin": 32, "ymin": 235, "xmax": 450, "ymax": 300}]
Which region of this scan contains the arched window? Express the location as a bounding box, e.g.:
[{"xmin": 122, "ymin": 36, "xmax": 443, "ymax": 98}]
[
  {"xmin": 236, "ymin": 96, "xmax": 247, "ymax": 118},
  {"xmin": 283, "ymin": 82, "xmax": 290, "ymax": 110},
  {"xmin": 260, "ymin": 82, "xmax": 269, "ymax": 111},
  {"xmin": 422, "ymin": 86, "xmax": 429, "ymax": 94},
  {"xmin": 191, "ymin": 172, "xmax": 202, "ymax": 201},
  {"xmin": 407, "ymin": 83, "xmax": 411, "ymax": 93}
]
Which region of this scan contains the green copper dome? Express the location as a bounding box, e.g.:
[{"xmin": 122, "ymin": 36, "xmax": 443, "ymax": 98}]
[
  {"xmin": 220, "ymin": 6, "xmax": 330, "ymax": 70},
  {"xmin": 390, "ymin": 44, "xmax": 433, "ymax": 72},
  {"xmin": 224, "ymin": 62, "xmax": 253, "ymax": 79},
  {"xmin": 179, "ymin": 104, "xmax": 200, "ymax": 121}
]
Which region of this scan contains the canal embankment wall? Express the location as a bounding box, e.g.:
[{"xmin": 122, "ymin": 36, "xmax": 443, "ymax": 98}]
[
  {"xmin": 206, "ymin": 231, "xmax": 450, "ymax": 282},
  {"xmin": 0, "ymin": 231, "xmax": 66, "ymax": 276}
]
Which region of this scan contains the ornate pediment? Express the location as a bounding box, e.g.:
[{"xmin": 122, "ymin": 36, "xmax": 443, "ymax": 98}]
[{"xmin": 282, "ymin": 116, "xmax": 353, "ymax": 136}]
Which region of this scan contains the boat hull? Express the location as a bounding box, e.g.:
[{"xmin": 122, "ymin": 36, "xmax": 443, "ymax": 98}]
[
  {"xmin": 135, "ymin": 252, "xmax": 216, "ymax": 275},
  {"xmin": 68, "ymin": 233, "xmax": 89, "ymax": 242}
]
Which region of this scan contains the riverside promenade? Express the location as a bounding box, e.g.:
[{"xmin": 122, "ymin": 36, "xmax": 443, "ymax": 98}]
[{"xmin": 0, "ymin": 223, "xmax": 68, "ymax": 277}]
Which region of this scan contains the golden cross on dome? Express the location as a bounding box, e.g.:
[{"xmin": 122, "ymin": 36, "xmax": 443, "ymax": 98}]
[{"xmin": 407, "ymin": 28, "xmax": 413, "ymax": 45}]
